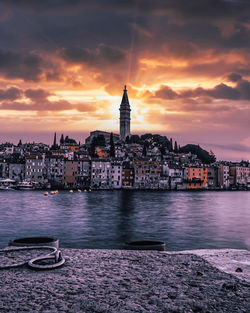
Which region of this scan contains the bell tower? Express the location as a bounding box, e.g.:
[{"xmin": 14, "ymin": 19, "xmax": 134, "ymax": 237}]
[{"xmin": 119, "ymin": 85, "xmax": 131, "ymax": 141}]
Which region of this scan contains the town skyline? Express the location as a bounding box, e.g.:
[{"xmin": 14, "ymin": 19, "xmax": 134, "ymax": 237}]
[{"xmin": 0, "ymin": 1, "xmax": 250, "ymax": 161}]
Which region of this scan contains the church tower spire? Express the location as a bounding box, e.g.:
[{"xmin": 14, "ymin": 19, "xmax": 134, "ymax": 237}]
[{"xmin": 119, "ymin": 85, "xmax": 131, "ymax": 141}]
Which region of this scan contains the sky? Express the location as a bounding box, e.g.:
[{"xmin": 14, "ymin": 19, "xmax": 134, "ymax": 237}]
[{"xmin": 0, "ymin": 0, "xmax": 250, "ymax": 160}]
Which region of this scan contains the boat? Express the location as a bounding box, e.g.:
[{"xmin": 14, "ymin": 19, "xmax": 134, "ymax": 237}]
[
  {"xmin": 0, "ymin": 179, "xmax": 16, "ymax": 190},
  {"xmin": 16, "ymin": 180, "xmax": 34, "ymax": 190}
]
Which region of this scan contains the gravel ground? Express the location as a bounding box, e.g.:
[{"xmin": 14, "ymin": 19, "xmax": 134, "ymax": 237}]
[{"xmin": 0, "ymin": 248, "xmax": 250, "ymax": 313}]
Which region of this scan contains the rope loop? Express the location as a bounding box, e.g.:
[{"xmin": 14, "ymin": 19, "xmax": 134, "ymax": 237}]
[{"xmin": 0, "ymin": 246, "xmax": 65, "ymax": 270}]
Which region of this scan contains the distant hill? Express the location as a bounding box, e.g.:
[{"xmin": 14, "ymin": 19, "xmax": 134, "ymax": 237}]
[{"xmin": 179, "ymin": 144, "xmax": 216, "ymax": 164}]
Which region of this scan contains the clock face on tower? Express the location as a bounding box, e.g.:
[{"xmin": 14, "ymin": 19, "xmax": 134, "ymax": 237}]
[{"xmin": 119, "ymin": 86, "xmax": 131, "ymax": 141}]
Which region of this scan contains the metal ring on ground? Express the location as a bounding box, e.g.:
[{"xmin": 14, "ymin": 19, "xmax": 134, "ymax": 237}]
[
  {"xmin": 124, "ymin": 240, "xmax": 166, "ymax": 251},
  {"xmin": 9, "ymin": 237, "xmax": 59, "ymax": 249},
  {"xmin": 0, "ymin": 246, "xmax": 64, "ymax": 270}
]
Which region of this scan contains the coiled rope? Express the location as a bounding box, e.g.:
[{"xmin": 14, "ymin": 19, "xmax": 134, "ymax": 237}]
[{"xmin": 0, "ymin": 246, "xmax": 65, "ymax": 270}]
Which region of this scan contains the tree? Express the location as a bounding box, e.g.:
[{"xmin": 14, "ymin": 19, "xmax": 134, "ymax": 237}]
[
  {"xmin": 18, "ymin": 139, "xmax": 22, "ymax": 146},
  {"xmin": 179, "ymin": 144, "xmax": 216, "ymax": 164},
  {"xmin": 142, "ymin": 144, "xmax": 147, "ymax": 156},
  {"xmin": 209, "ymin": 150, "xmax": 216, "ymax": 163},
  {"xmin": 89, "ymin": 137, "xmax": 97, "ymax": 157},
  {"xmin": 60, "ymin": 134, "xmax": 64, "ymax": 145},
  {"xmin": 109, "ymin": 132, "xmax": 115, "ymax": 157},
  {"xmin": 174, "ymin": 141, "xmax": 178, "ymax": 152},
  {"xmin": 89, "ymin": 135, "xmax": 106, "ymax": 157},
  {"xmin": 130, "ymin": 135, "xmax": 140, "ymax": 144},
  {"xmin": 169, "ymin": 138, "xmax": 173, "ymax": 152}
]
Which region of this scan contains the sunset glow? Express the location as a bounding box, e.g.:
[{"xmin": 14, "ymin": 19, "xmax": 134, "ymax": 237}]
[{"xmin": 0, "ymin": 1, "xmax": 250, "ymax": 160}]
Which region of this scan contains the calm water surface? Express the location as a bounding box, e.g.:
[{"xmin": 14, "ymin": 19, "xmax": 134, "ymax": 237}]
[{"xmin": 0, "ymin": 190, "xmax": 249, "ymax": 250}]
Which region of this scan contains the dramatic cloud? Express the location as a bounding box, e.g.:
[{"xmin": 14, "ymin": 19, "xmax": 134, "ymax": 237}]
[
  {"xmin": 61, "ymin": 44, "xmax": 127, "ymax": 68},
  {"xmin": 0, "ymin": 100, "xmax": 72, "ymax": 111},
  {"xmin": 0, "ymin": 87, "xmax": 22, "ymax": 100},
  {"xmin": 0, "ymin": 0, "xmax": 249, "ymax": 159},
  {"xmin": 25, "ymin": 88, "xmax": 51, "ymax": 101},
  {"xmin": 0, "ymin": 50, "xmax": 43, "ymax": 81},
  {"xmin": 152, "ymin": 76, "xmax": 250, "ymax": 101}
]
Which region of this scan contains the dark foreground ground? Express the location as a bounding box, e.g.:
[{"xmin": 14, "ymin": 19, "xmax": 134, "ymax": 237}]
[{"xmin": 0, "ymin": 248, "xmax": 250, "ymax": 312}]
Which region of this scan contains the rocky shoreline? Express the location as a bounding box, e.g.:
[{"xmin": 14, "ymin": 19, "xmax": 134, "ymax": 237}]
[{"xmin": 0, "ymin": 248, "xmax": 250, "ymax": 312}]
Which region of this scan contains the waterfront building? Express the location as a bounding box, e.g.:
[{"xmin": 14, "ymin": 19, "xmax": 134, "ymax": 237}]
[
  {"xmin": 0, "ymin": 159, "xmax": 8, "ymax": 178},
  {"xmin": 134, "ymin": 160, "xmax": 160, "ymax": 189},
  {"xmin": 218, "ymin": 164, "xmax": 230, "ymax": 189},
  {"xmin": 122, "ymin": 161, "xmax": 134, "ymax": 188},
  {"xmin": 119, "ymin": 85, "xmax": 131, "ymax": 141},
  {"xmin": 229, "ymin": 164, "xmax": 250, "ymax": 188},
  {"xmin": 9, "ymin": 163, "xmax": 25, "ymax": 182},
  {"xmin": 77, "ymin": 159, "xmax": 91, "ymax": 189},
  {"xmin": 207, "ymin": 165, "xmax": 218, "ymax": 189},
  {"xmin": 63, "ymin": 160, "xmax": 78, "ymax": 189},
  {"xmin": 25, "ymin": 155, "xmax": 46, "ymax": 183},
  {"xmin": 111, "ymin": 160, "xmax": 123, "ymax": 189},
  {"xmin": 168, "ymin": 166, "xmax": 184, "ymax": 190},
  {"xmin": 185, "ymin": 166, "xmax": 208, "ymax": 189},
  {"xmin": 46, "ymin": 156, "xmax": 65, "ymax": 188},
  {"xmin": 91, "ymin": 159, "xmax": 111, "ymax": 189}
]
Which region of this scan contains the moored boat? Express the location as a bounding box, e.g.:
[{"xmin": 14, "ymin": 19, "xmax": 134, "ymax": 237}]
[
  {"xmin": 16, "ymin": 180, "xmax": 34, "ymax": 190},
  {"xmin": 0, "ymin": 179, "xmax": 16, "ymax": 190}
]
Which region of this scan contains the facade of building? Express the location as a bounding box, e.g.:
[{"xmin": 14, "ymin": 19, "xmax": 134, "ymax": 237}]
[
  {"xmin": 25, "ymin": 155, "xmax": 46, "ymax": 183},
  {"xmin": 229, "ymin": 164, "xmax": 250, "ymax": 188},
  {"xmin": 134, "ymin": 160, "xmax": 160, "ymax": 189},
  {"xmin": 85, "ymin": 130, "xmax": 119, "ymax": 146},
  {"xmin": 185, "ymin": 166, "xmax": 208, "ymax": 190},
  {"xmin": 218, "ymin": 164, "xmax": 230, "ymax": 189},
  {"xmin": 9, "ymin": 163, "xmax": 25, "ymax": 182},
  {"xmin": 63, "ymin": 160, "xmax": 78, "ymax": 189},
  {"xmin": 46, "ymin": 156, "xmax": 65, "ymax": 187},
  {"xmin": 207, "ymin": 166, "xmax": 218, "ymax": 188},
  {"xmin": 91, "ymin": 159, "xmax": 111, "ymax": 189},
  {"xmin": 77, "ymin": 159, "xmax": 91, "ymax": 189},
  {"xmin": 111, "ymin": 161, "xmax": 122, "ymax": 189}
]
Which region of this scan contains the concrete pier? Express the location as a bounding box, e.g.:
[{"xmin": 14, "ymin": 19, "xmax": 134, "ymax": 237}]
[{"xmin": 0, "ymin": 248, "xmax": 250, "ymax": 312}]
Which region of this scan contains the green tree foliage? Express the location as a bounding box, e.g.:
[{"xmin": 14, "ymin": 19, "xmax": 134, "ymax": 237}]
[
  {"xmin": 174, "ymin": 141, "xmax": 178, "ymax": 152},
  {"xmin": 179, "ymin": 144, "xmax": 216, "ymax": 164},
  {"xmin": 169, "ymin": 138, "xmax": 173, "ymax": 152},
  {"xmin": 127, "ymin": 135, "xmax": 140, "ymax": 144},
  {"xmin": 141, "ymin": 133, "xmax": 153, "ymax": 141},
  {"xmin": 89, "ymin": 135, "xmax": 106, "ymax": 157},
  {"xmin": 125, "ymin": 135, "xmax": 130, "ymax": 143},
  {"xmin": 60, "ymin": 134, "xmax": 64, "ymax": 144}
]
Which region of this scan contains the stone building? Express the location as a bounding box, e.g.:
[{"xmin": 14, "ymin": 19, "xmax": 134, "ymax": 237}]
[
  {"xmin": 218, "ymin": 164, "xmax": 230, "ymax": 189},
  {"xmin": 46, "ymin": 156, "xmax": 65, "ymax": 188},
  {"xmin": 9, "ymin": 163, "xmax": 25, "ymax": 182},
  {"xmin": 91, "ymin": 159, "xmax": 111, "ymax": 189},
  {"xmin": 25, "ymin": 155, "xmax": 46, "ymax": 183},
  {"xmin": 77, "ymin": 159, "xmax": 91, "ymax": 189},
  {"xmin": 134, "ymin": 160, "xmax": 160, "ymax": 189},
  {"xmin": 63, "ymin": 160, "xmax": 78, "ymax": 189},
  {"xmin": 119, "ymin": 86, "xmax": 131, "ymax": 141}
]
